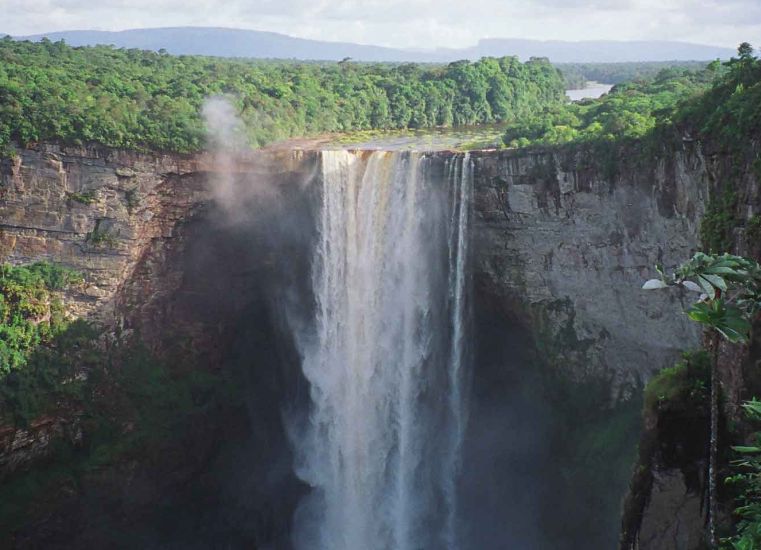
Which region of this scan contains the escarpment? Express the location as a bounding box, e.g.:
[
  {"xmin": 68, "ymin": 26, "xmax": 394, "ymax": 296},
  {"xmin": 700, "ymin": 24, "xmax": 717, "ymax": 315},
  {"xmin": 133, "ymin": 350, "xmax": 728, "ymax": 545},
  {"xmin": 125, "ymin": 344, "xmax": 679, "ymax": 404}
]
[
  {"xmin": 1, "ymin": 142, "xmax": 706, "ymax": 386},
  {"xmin": 0, "ymin": 138, "xmax": 715, "ymax": 547},
  {"xmin": 619, "ymin": 139, "xmax": 761, "ymax": 550}
]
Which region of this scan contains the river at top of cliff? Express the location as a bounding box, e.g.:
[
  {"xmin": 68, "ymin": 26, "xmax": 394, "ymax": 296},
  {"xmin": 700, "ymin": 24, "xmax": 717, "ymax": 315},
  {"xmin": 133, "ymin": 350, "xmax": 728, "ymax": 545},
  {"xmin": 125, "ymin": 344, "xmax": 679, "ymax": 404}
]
[
  {"xmin": 566, "ymin": 81, "xmax": 614, "ymax": 101},
  {"xmin": 268, "ymin": 125, "xmax": 507, "ymax": 152}
]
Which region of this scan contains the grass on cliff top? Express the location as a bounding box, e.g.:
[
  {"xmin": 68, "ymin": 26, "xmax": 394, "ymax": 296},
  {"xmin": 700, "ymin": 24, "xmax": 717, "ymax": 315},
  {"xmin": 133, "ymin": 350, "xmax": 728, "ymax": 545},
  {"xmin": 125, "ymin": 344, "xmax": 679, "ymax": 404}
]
[{"xmin": 327, "ymin": 124, "xmax": 508, "ymax": 151}]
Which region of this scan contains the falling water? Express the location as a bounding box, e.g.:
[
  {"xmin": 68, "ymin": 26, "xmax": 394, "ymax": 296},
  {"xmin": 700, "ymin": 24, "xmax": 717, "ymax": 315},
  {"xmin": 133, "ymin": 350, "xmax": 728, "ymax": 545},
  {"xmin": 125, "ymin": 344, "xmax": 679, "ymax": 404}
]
[{"xmin": 293, "ymin": 150, "xmax": 472, "ymax": 550}]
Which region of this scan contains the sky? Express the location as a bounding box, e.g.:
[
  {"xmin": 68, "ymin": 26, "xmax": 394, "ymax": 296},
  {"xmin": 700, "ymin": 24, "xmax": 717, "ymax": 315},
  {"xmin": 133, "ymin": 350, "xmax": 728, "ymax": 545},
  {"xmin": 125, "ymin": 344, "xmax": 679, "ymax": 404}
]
[{"xmin": 2, "ymin": 0, "xmax": 759, "ymax": 49}]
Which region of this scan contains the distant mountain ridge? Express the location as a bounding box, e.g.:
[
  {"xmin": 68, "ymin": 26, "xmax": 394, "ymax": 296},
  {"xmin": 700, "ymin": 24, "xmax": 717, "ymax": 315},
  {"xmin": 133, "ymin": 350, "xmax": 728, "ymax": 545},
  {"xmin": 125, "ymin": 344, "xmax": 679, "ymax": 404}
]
[{"xmin": 9, "ymin": 27, "xmax": 735, "ymax": 63}]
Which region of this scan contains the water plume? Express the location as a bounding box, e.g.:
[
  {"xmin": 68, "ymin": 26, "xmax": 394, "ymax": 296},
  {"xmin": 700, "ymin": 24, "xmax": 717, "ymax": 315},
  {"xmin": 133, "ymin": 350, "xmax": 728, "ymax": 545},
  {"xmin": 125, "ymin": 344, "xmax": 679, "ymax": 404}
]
[{"xmin": 202, "ymin": 96, "xmax": 279, "ymax": 223}]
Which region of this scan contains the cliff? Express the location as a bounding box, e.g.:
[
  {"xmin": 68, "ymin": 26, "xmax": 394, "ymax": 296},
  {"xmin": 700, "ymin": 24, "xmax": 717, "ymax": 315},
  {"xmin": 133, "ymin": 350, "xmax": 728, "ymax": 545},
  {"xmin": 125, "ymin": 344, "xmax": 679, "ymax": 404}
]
[
  {"xmin": 0, "ymin": 139, "xmax": 716, "ymax": 546},
  {"xmin": 619, "ymin": 138, "xmax": 761, "ymax": 550},
  {"xmin": 470, "ymin": 144, "xmax": 705, "ymax": 393},
  {"xmin": 1, "ymin": 143, "xmax": 705, "ymax": 387}
]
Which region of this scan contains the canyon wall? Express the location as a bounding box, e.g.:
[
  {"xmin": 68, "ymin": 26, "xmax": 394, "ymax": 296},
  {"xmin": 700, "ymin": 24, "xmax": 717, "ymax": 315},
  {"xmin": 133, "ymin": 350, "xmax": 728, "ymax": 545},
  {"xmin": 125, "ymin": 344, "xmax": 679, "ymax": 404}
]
[
  {"xmin": 470, "ymin": 144, "xmax": 705, "ymax": 392},
  {"xmin": 0, "ymin": 142, "xmax": 708, "ymax": 466},
  {"xmin": 1, "ymin": 143, "xmax": 708, "ymax": 387},
  {"xmin": 0, "ymin": 140, "xmax": 715, "ymax": 546}
]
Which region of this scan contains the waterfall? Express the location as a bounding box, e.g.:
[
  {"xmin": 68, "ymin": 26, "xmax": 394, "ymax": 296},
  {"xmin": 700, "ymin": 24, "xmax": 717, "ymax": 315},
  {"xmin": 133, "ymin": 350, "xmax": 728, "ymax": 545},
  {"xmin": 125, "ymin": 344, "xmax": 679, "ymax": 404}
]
[{"xmin": 293, "ymin": 150, "xmax": 472, "ymax": 550}]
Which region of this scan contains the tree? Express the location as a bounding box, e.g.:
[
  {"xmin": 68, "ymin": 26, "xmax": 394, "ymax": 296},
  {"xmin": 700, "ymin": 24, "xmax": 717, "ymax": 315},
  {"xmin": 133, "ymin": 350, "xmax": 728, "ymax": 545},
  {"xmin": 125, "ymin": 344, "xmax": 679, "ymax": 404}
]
[
  {"xmin": 643, "ymin": 252, "xmax": 761, "ymax": 548},
  {"xmin": 738, "ymin": 42, "xmax": 755, "ymax": 61}
]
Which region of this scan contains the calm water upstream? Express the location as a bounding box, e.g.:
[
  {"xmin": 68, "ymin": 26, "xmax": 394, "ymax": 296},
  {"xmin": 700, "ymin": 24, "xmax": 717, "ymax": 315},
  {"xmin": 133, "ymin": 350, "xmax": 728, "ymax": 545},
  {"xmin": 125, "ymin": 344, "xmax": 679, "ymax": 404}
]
[{"xmin": 566, "ymin": 81, "xmax": 614, "ymax": 101}]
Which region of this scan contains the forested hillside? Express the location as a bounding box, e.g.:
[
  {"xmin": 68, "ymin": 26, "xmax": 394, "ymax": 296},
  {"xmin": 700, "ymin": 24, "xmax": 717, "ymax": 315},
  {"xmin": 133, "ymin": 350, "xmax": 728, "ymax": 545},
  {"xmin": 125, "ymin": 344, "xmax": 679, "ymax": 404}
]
[
  {"xmin": 559, "ymin": 60, "xmax": 711, "ymax": 88},
  {"xmin": 0, "ymin": 38, "xmax": 565, "ymax": 154},
  {"xmin": 503, "ymin": 54, "xmax": 751, "ymax": 148}
]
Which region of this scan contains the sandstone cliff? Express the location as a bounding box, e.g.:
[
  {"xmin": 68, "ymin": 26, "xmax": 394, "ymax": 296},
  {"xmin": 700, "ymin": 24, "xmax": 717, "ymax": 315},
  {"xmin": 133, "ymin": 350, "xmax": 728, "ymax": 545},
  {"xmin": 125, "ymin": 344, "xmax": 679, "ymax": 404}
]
[{"xmin": 0, "ymin": 139, "xmax": 723, "ymax": 547}]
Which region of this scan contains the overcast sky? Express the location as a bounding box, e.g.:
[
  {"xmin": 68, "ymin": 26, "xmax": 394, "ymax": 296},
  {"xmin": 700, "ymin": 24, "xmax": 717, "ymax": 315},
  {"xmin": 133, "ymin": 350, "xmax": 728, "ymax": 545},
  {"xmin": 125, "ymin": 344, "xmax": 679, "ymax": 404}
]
[{"xmin": 2, "ymin": 0, "xmax": 759, "ymax": 49}]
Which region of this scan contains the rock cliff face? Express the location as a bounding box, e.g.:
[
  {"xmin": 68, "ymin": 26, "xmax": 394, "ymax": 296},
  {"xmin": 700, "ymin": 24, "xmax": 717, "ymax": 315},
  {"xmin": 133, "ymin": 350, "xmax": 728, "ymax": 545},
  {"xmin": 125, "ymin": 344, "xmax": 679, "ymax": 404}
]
[
  {"xmin": 619, "ymin": 140, "xmax": 761, "ymax": 550},
  {"xmin": 470, "ymin": 145, "xmax": 706, "ymax": 393},
  {"xmin": 0, "ymin": 143, "xmax": 312, "ymax": 480},
  {"xmin": 1, "ymin": 143, "xmax": 706, "ymax": 388},
  {"xmin": 0, "ymin": 144, "xmax": 211, "ymax": 323},
  {"xmin": 0, "ymin": 141, "xmax": 714, "ymax": 546}
]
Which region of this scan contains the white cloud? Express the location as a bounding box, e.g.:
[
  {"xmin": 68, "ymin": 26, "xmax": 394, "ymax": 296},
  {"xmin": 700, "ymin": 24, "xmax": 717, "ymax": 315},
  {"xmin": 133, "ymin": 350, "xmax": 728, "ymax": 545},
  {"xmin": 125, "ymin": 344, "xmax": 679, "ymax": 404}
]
[{"xmin": 1, "ymin": 0, "xmax": 758, "ymax": 48}]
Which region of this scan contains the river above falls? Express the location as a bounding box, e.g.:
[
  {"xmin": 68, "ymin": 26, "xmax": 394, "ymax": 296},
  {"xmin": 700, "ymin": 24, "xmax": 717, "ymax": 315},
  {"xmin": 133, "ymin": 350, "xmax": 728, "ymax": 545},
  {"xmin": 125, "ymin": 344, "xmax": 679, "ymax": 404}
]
[
  {"xmin": 269, "ymin": 125, "xmax": 507, "ymax": 152},
  {"xmin": 566, "ymin": 81, "xmax": 614, "ymax": 101}
]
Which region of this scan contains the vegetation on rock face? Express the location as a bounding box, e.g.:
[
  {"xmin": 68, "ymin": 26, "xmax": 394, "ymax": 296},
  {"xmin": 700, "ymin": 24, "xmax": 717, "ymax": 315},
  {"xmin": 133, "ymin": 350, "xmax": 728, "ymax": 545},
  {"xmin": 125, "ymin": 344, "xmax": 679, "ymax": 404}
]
[
  {"xmin": 0, "ymin": 266, "xmax": 236, "ymax": 534},
  {"xmin": 701, "ymin": 188, "xmax": 739, "ymax": 255},
  {"xmin": 643, "ymin": 350, "xmax": 710, "ymax": 416},
  {"xmin": 0, "ymin": 339, "xmax": 233, "ymax": 536},
  {"xmin": 0, "ymin": 37, "xmax": 566, "ymax": 154},
  {"xmin": 0, "ymin": 263, "xmax": 81, "ymax": 377},
  {"xmin": 644, "ymin": 252, "xmax": 761, "ymax": 546},
  {"xmin": 726, "ymin": 399, "xmax": 761, "ymax": 549},
  {"xmin": 547, "ymin": 374, "xmax": 642, "ymax": 547}
]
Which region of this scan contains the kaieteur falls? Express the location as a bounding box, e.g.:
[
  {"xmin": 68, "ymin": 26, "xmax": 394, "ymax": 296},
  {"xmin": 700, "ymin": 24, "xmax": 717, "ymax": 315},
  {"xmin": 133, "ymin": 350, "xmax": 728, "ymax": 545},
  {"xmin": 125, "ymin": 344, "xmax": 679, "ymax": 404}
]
[{"xmin": 291, "ymin": 150, "xmax": 474, "ymax": 550}]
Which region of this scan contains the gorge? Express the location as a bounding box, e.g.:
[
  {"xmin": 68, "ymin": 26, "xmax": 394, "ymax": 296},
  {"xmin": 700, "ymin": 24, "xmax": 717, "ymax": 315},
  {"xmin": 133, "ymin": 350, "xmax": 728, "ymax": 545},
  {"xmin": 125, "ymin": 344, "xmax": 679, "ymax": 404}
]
[
  {"xmin": 0, "ymin": 133, "xmax": 716, "ymax": 547},
  {"xmin": 1, "ymin": 37, "xmax": 760, "ymax": 549}
]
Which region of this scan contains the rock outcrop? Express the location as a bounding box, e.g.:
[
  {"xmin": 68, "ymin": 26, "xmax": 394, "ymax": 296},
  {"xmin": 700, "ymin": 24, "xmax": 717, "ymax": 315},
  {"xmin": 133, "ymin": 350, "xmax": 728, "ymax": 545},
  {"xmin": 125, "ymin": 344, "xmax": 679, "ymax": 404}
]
[
  {"xmin": 471, "ymin": 144, "xmax": 705, "ymax": 392},
  {"xmin": 0, "ymin": 144, "xmax": 210, "ymax": 323}
]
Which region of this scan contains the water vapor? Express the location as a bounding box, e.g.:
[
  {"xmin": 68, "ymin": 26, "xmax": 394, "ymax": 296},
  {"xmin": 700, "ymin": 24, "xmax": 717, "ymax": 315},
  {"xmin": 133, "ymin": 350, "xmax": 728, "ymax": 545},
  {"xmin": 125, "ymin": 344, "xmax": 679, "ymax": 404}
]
[{"xmin": 202, "ymin": 95, "xmax": 279, "ymax": 224}]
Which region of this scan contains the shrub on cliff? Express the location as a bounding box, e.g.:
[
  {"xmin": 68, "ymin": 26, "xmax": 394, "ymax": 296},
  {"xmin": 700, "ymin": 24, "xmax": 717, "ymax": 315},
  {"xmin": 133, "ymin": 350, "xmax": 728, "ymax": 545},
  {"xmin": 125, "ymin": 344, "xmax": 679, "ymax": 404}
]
[
  {"xmin": 725, "ymin": 398, "xmax": 761, "ymax": 549},
  {"xmin": 0, "ymin": 262, "xmax": 82, "ymax": 375},
  {"xmin": 643, "ymin": 350, "xmax": 710, "ymax": 416}
]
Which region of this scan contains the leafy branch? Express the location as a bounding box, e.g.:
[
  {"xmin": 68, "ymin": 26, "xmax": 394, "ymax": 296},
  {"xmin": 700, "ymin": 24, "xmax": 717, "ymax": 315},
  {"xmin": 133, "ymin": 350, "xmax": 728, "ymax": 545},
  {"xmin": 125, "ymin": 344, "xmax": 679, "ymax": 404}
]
[{"xmin": 644, "ymin": 252, "xmax": 761, "ymax": 343}]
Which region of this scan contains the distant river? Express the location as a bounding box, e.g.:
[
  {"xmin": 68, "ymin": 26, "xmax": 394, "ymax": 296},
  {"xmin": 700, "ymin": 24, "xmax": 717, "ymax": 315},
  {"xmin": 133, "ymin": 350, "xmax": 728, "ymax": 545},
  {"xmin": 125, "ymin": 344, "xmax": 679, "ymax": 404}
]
[{"xmin": 566, "ymin": 81, "xmax": 614, "ymax": 101}]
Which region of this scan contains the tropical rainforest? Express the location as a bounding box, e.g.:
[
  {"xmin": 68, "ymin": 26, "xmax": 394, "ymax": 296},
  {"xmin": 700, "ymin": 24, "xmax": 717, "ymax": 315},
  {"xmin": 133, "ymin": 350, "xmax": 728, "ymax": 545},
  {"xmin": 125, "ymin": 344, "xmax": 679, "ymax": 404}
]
[
  {"xmin": 0, "ymin": 37, "xmax": 566, "ymax": 154},
  {"xmin": 503, "ymin": 53, "xmax": 761, "ymax": 148}
]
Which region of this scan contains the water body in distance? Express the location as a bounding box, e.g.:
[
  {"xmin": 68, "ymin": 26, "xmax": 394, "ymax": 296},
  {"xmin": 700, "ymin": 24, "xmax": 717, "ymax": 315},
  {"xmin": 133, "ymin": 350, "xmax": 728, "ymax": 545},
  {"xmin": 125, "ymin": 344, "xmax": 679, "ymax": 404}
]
[{"xmin": 566, "ymin": 81, "xmax": 614, "ymax": 101}]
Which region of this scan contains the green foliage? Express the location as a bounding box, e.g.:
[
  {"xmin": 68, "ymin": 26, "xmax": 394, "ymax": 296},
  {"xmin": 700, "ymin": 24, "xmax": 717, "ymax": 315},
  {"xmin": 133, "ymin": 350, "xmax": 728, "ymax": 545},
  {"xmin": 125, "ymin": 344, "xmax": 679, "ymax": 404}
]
[
  {"xmin": 0, "ymin": 38, "xmax": 566, "ymax": 154},
  {"xmin": 503, "ymin": 65, "xmax": 716, "ymax": 148},
  {"xmin": 559, "ymin": 60, "xmax": 713, "ymax": 88},
  {"xmin": 747, "ymin": 215, "xmax": 761, "ymax": 246},
  {"xmin": 0, "ymin": 335, "xmax": 232, "ymax": 533},
  {"xmin": 645, "ymin": 252, "xmax": 761, "ymax": 344},
  {"xmin": 505, "ymin": 42, "xmax": 761, "ymax": 161},
  {"xmin": 701, "ymin": 188, "xmax": 739, "ymax": 253},
  {"xmin": 687, "ymin": 301, "xmax": 751, "ymax": 343},
  {"xmin": 541, "ymin": 372, "xmax": 643, "ymax": 547},
  {"xmin": 83, "ymin": 346, "xmax": 225, "ymax": 463},
  {"xmin": 0, "ymin": 262, "xmax": 81, "ymax": 378},
  {"xmin": 86, "ymin": 224, "xmax": 118, "ymax": 248},
  {"xmin": 643, "ymin": 350, "xmax": 710, "ymax": 414},
  {"xmin": 0, "ymin": 320, "xmax": 99, "ymax": 425},
  {"xmin": 673, "ymin": 44, "xmax": 761, "ymax": 152},
  {"xmin": 65, "ymin": 190, "xmax": 96, "ymax": 205},
  {"xmin": 724, "ymin": 399, "xmax": 761, "ymax": 549}
]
